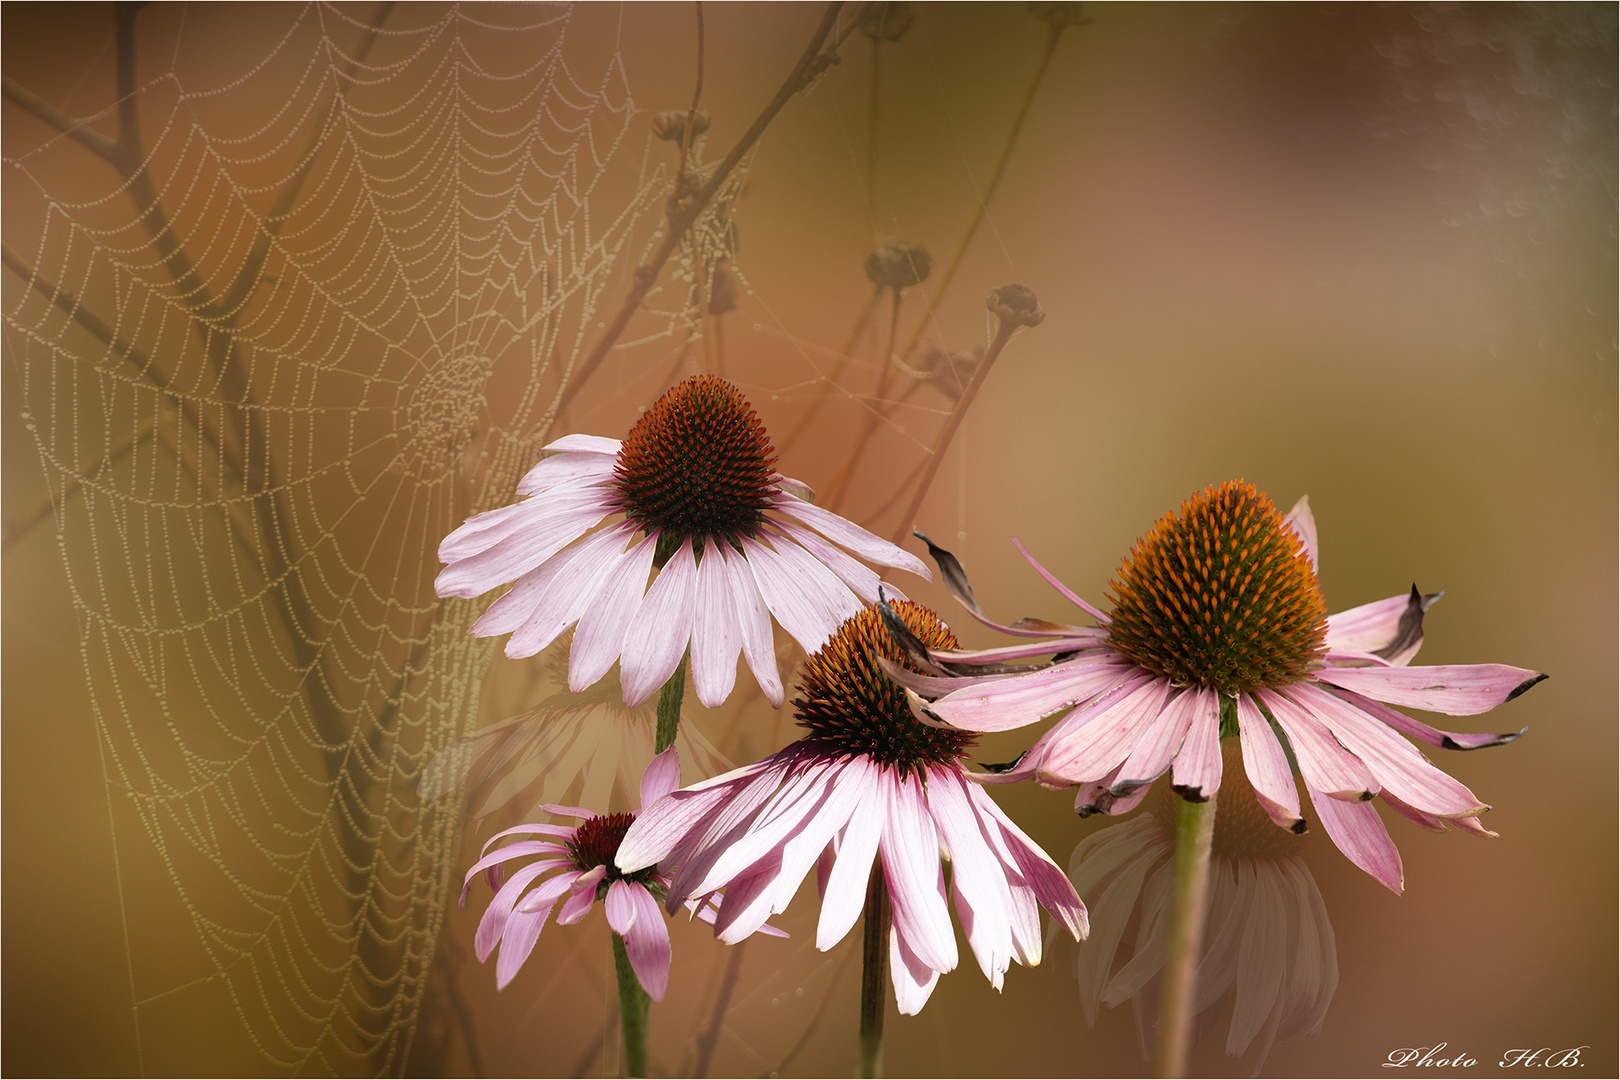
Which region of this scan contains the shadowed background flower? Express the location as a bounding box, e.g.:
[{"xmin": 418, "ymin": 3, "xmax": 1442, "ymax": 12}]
[{"xmin": 3, "ymin": 4, "xmax": 1612, "ymax": 1077}]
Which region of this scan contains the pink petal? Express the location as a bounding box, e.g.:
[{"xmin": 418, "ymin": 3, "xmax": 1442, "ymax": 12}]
[
  {"xmin": 1324, "ymin": 592, "xmax": 1418, "ymax": 659},
  {"xmin": 664, "ymin": 753, "xmax": 826, "ymax": 901},
  {"xmin": 494, "ymin": 906, "xmax": 550, "ymax": 989},
  {"xmin": 556, "ymin": 865, "xmax": 607, "ymax": 925},
  {"xmin": 1324, "ymin": 685, "xmax": 1526, "ymax": 751},
  {"xmin": 620, "ymin": 538, "xmax": 698, "ymax": 706},
  {"xmin": 1257, "ymin": 688, "xmax": 1377, "ymax": 800},
  {"xmin": 541, "ymin": 433, "xmax": 622, "ymax": 455},
  {"xmin": 881, "ymin": 774, "xmax": 958, "ymax": 974},
  {"xmin": 1286, "ymin": 683, "xmax": 1487, "ymax": 817},
  {"xmin": 475, "ymin": 861, "xmax": 571, "ymax": 962},
  {"xmin": 1072, "ymin": 764, "xmax": 1153, "ymax": 818},
  {"xmin": 621, "ymin": 885, "xmax": 673, "ymax": 1001},
  {"xmin": 929, "ymin": 657, "xmax": 1141, "ymax": 733},
  {"xmin": 1113, "ymin": 687, "xmax": 1201, "ymax": 791},
  {"xmin": 1236, "ymin": 693, "xmax": 1303, "ymax": 829},
  {"xmin": 770, "ymin": 519, "xmax": 888, "ymax": 604},
  {"xmin": 462, "ymin": 850, "xmax": 566, "ymax": 904},
  {"xmin": 767, "ymin": 493, "xmax": 930, "ymax": 578},
  {"xmin": 1039, "ymin": 677, "xmax": 1173, "ymax": 784},
  {"xmin": 568, "ymin": 533, "xmax": 657, "ymax": 691},
  {"xmin": 480, "ymin": 822, "xmax": 577, "ymax": 856},
  {"xmin": 689, "ymin": 538, "xmax": 742, "ymax": 708},
  {"xmin": 926, "ymin": 770, "xmax": 1014, "ymax": 988},
  {"xmin": 497, "ymin": 521, "xmax": 639, "ymax": 657},
  {"xmin": 816, "ymin": 767, "xmax": 886, "ymax": 950},
  {"xmin": 640, "ymin": 745, "xmax": 682, "ymax": 811},
  {"xmin": 1009, "ymin": 537, "xmax": 1111, "ymax": 624},
  {"xmin": 1167, "ymin": 687, "xmax": 1222, "ymax": 801},
  {"xmin": 605, "ymin": 879, "xmax": 640, "ymax": 936},
  {"xmin": 616, "ymin": 755, "xmax": 788, "ymax": 879},
  {"xmin": 934, "ymin": 631, "xmax": 1111, "ymax": 665},
  {"xmin": 889, "ymin": 921, "xmax": 944, "ymax": 1016},
  {"xmin": 1311, "ymin": 664, "xmax": 1546, "ymax": 716},
  {"xmin": 436, "ymin": 485, "xmax": 614, "ymax": 597},
  {"xmin": 717, "ymin": 541, "xmax": 783, "ymax": 707},
  {"xmin": 743, "ymin": 534, "xmax": 861, "ymax": 653},
  {"xmin": 1283, "ymin": 494, "xmax": 1318, "ymax": 573},
  {"xmin": 516, "ymin": 449, "xmax": 618, "ymax": 497},
  {"xmin": 968, "ymin": 783, "xmax": 1087, "ymax": 944},
  {"xmin": 1306, "ymin": 781, "xmax": 1403, "ymax": 894}
]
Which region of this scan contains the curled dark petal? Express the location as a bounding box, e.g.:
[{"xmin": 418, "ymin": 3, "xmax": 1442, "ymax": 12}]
[
  {"xmin": 1372, "ymin": 584, "xmax": 1444, "ymax": 661},
  {"xmin": 1440, "ymin": 726, "xmax": 1529, "ymax": 751},
  {"xmin": 1290, "ymin": 817, "xmax": 1310, "ymax": 835},
  {"xmin": 912, "ymin": 529, "xmax": 983, "ymax": 614},
  {"xmin": 1171, "ymin": 783, "xmax": 1210, "ymax": 804},
  {"xmin": 1505, "ymin": 673, "xmax": 1548, "ymax": 702},
  {"xmin": 876, "ymin": 586, "xmax": 951, "ymax": 676},
  {"xmin": 977, "ymin": 753, "xmax": 1027, "ymax": 774}
]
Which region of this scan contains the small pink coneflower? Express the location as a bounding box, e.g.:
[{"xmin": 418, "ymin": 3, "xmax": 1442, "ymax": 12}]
[
  {"xmin": 463, "ymin": 747, "xmax": 781, "ymax": 1000},
  {"xmin": 615, "ymin": 601, "xmax": 1087, "ymax": 1015},
  {"xmin": 435, "ymin": 375, "xmax": 929, "ymax": 709},
  {"xmin": 890, "ymin": 481, "xmax": 1543, "ymax": 894}
]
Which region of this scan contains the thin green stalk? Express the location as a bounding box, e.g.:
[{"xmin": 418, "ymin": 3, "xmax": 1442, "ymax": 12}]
[
  {"xmin": 656, "ymin": 658, "xmax": 687, "ymax": 755},
  {"xmin": 1153, "ymin": 791, "xmax": 1217, "ymax": 1078},
  {"xmin": 613, "ymin": 932, "xmax": 651, "ymax": 1077},
  {"xmin": 858, "ymin": 861, "xmax": 891, "ymax": 1079}
]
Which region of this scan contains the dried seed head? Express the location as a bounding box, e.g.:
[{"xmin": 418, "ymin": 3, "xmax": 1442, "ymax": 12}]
[
  {"xmin": 860, "ymin": 1, "xmax": 915, "ymax": 41},
  {"xmin": 651, "ymin": 109, "xmax": 711, "ymax": 142},
  {"xmin": 795, "ymin": 602, "xmax": 976, "ymax": 777},
  {"xmin": 987, "ymin": 283, "xmax": 1045, "ymax": 328},
  {"xmin": 1106, "ymin": 480, "xmax": 1327, "ymax": 697},
  {"xmin": 612, "ymin": 376, "xmax": 778, "ymax": 546},
  {"xmin": 865, "ymin": 240, "xmax": 932, "ymax": 290}
]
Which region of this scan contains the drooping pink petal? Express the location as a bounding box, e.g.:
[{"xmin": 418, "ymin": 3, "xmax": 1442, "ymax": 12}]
[
  {"xmin": 620, "ymin": 538, "xmax": 699, "ymax": 706},
  {"xmin": 1235, "ymin": 693, "xmax": 1303, "ymax": 829},
  {"xmin": 689, "ymin": 538, "xmax": 743, "ymax": 707},
  {"xmin": 767, "ymin": 493, "xmax": 931, "ymax": 578},
  {"xmin": 621, "ymin": 885, "xmax": 673, "ymax": 1001},
  {"xmin": 1009, "ymin": 537, "xmax": 1111, "ymax": 624},
  {"xmin": 499, "ymin": 521, "xmax": 639, "ymax": 657},
  {"xmin": 1039, "ymin": 677, "xmax": 1173, "ymax": 784},
  {"xmin": 605, "ymin": 879, "xmax": 640, "ymax": 936},
  {"xmin": 1323, "ymin": 685, "xmax": 1526, "ymax": 751},
  {"xmin": 495, "ymin": 906, "xmax": 551, "ymax": 990},
  {"xmin": 746, "ymin": 533, "xmax": 863, "ymax": 652},
  {"xmin": 1257, "ymin": 688, "xmax": 1377, "ymax": 800},
  {"xmin": 881, "ymin": 774, "xmax": 958, "ymax": 974},
  {"xmin": 479, "ymin": 822, "xmax": 578, "ymax": 857},
  {"xmin": 770, "ymin": 519, "xmax": 889, "ymax": 604},
  {"xmin": 556, "ymin": 865, "xmax": 608, "ymax": 925},
  {"xmin": 1072, "ymin": 763, "xmax": 1155, "ymax": 818},
  {"xmin": 475, "ymin": 861, "xmax": 573, "ymax": 962},
  {"xmin": 710, "ymin": 862, "xmax": 783, "ymax": 944},
  {"xmin": 717, "ymin": 540, "xmax": 783, "ymax": 707},
  {"xmin": 929, "ymin": 657, "xmax": 1141, "ymax": 733},
  {"xmin": 569, "ymin": 533, "xmax": 657, "ymax": 691},
  {"xmin": 462, "ymin": 849, "xmax": 566, "ymax": 904},
  {"xmin": 889, "ymin": 923, "xmax": 944, "ymax": 1016},
  {"xmin": 1167, "ymin": 687, "xmax": 1222, "ymax": 801},
  {"xmin": 616, "ymin": 754, "xmax": 788, "ymax": 880},
  {"xmin": 540, "ymin": 433, "xmax": 623, "ymax": 456},
  {"xmin": 1324, "ymin": 592, "xmax": 1419, "ymax": 660},
  {"xmin": 1311, "ymin": 663, "xmax": 1546, "ymax": 716},
  {"xmin": 516, "ymin": 868, "xmax": 580, "ymax": 915},
  {"xmin": 436, "ymin": 484, "xmax": 615, "ymax": 597},
  {"xmin": 967, "ymin": 782, "xmax": 1088, "ymax": 943},
  {"xmin": 640, "ymin": 745, "xmax": 682, "ymax": 811},
  {"xmin": 1113, "ymin": 687, "xmax": 1201, "ymax": 791},
  {"xmin": 933, "ymin": 631, "xmax": 1111, "ymax": 665},
  {"xmin": 926, "ymin": 769, "xmax": 1015, "ymax": 988},
  {"xmin": 516, "ymin": 449, "xmax": 619, "ymax": 497},
  {"xmin": 1283, "ymin": 495, "xmax": 1318, "ymax": 573},
  {"xmin": 816, "ymin": 771, "xmax": 886, "ymax": 950},
  {"xmin": 1306, "ymin": 781, "xmax": 1403, "ymax": 894},
  {"xmin": 1285, "ymin": 683, "xmax": 1487, "ymax": 817}
]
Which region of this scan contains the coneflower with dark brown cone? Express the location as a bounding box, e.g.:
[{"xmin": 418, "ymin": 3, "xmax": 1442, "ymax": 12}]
[
  {"xmin": 435, "ymin": 375, "xmax": 929, "ymax": 711},
  {"xmin": 615, "ymin": 600, "xmax": 1087, "ymax": 1076}
]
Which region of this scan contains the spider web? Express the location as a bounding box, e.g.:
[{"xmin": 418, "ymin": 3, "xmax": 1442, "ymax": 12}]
[{"xmin": 0, "ymin": 4, "xmax": 718, "ymax": 1072}]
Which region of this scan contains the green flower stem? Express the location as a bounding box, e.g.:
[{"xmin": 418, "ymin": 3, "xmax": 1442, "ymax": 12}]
[
  {"xmin": 655, "ymin": 656, "xmax": 686, "ymax": 755},
  {"xmin": 613, "ymin": 931, "xmax": 651, "ymax": 1077},
  {"xmin": 858, "ymin": 860, "xmax": 891, "ymax": 1079},
  {"xmin": 1153, "ymin": 791, "xmax": 1218, "ymax": 1078}
]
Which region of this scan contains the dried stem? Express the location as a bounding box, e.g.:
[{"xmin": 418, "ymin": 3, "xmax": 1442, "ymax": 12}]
[
  {"xmin": 556, "ymin": 2, "xmax": 847, "ymax": 416},
  {"xmin": 681, "ymin": 2, "xmax": 706, "ymax": 158},
  {"xmin": 692, "ymin": 940, "xmax": 747, "ymax": 1078}
]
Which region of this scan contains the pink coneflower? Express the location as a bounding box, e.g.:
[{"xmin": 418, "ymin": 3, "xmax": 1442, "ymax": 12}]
[
  {"xmin": 435, "ymin": 375, "xmax": 929, "ymax": 709},
  {"xmin": 614, "ymin": 601, "xmax": 1088, "ymax": 1017},
  {"xmin": 463, "ymin": 747, "xmax": 781, "ymax": 999},
  {"xmin": 890, "ymin": 481, "xmax": 1543, "ymax": 894},
  {"xmin": 1066, "ymin": 749, "xmax": 1339, "ymax": 1070}
]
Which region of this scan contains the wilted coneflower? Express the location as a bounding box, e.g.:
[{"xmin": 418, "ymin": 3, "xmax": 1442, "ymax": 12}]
[
  {"xmin": 1065, "ymin": 749, "xmax": 1339, "ymax": 1072},
  {"xmin": 614, "ymin": 601, "xmax": 1086, "ymax": 1077},
  {"xmin": 892, "ymin": 481, "xmax": 1542, "ymax": 894},
  {"xmin": 435, "ymin": 375, "xmax": 929, "ymax": 711}
]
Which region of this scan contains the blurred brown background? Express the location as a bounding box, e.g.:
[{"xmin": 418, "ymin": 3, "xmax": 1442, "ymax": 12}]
[{"xmin": 5, "ymin": 3, "xmax": 1614, "ymax": 1077}]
